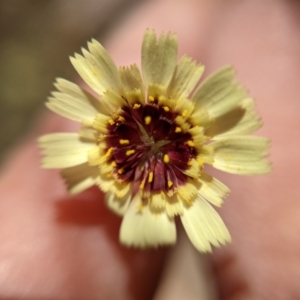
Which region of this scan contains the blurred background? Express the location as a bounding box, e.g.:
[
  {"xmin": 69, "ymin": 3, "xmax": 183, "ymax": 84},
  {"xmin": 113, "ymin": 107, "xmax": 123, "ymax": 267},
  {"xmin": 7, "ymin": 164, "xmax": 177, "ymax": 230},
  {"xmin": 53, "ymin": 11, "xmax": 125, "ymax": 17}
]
[{"xmin": 0, "ymin": 0, "xmax": 139, "ymax": 165}]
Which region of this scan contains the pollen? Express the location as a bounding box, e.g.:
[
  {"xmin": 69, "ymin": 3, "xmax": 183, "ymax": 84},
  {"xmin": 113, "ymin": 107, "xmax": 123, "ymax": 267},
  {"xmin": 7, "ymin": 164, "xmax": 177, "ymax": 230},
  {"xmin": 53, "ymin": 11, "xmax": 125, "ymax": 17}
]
[
  {"xmin": 133, "ymin": 103, "xmax": 141, "ymax": 109},
  {"xmin": 118, "ymin": 168, "xmax": 124, "ymax": 174},
  {"xmin": 117, "ymin": 115, "xmax": 125, "ymax": 122},
  {"xmin": 163, "ymin": 106, "xmax": 169, "ymax": 112},
  {"xmin": 175, "ymin": 127, "xmax": 182, "ymax": 133},
  {"xmin": 163, "ymin": 154, "xmax": 170, "ymax": 163},
  {"xmin": 108, "ymin": 119, "xmax": 115, "ymax": 125},
  {"xmin": 148, "ymin": 171, "xmax": 154, "ymax": 183},
  {"xmin": 139, "ymin": 180, "xmax": 145, "ymax": 189},
  {"xmin": 148, "ymin": 95, "xmax": 155, "ymax": 102},
  {"xmin": 119, "ymin": 139, "xmax": 129, "ymax": 145},
  {"xmin": 106, "ymin": 147, "xmax": 114, "ymax": 157},
  {"xmin": 126, "ymin": 149, "xmax": 135, "ymax": 156},
  {"xmin": 111, "ymin": 161, "xmax": 117, "ymax": 167},
  {"xmin": 186, "ymin": 140, "xmax": 195, "ymax": 147},
  {"xmin": 144, "ymin": 116, "xmax": 151, "ymax": 125},
  {"xmin": 167, "ymin": 180, "xmax": 173, "ymax": 188}
]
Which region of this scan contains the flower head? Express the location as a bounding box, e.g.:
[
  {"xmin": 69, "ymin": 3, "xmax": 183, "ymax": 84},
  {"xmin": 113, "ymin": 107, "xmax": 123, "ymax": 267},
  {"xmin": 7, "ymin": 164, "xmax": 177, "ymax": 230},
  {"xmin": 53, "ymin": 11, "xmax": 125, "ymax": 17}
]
[{"xmin": 39, "ymin": 30, "xmax": 270, "ymax": 252}]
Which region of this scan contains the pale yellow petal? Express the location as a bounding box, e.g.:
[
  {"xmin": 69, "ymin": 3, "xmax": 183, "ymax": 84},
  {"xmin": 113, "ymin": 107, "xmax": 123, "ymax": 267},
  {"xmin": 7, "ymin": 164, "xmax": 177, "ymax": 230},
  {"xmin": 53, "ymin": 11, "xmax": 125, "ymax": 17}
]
[
  {"xmin": 39, "ymin": 133, "xmax": 95, "ymax": 168},
  {"xmin": 105, "ymin": 190, "xmax": 131, "ymax": 216},
  {"xmin": 188, "ymin": 126, "xmax": 206, "ymax": 149},
  {"xmin": 177, "ymin": 180, "xmax": 200, "ymax": 204},
  {"xmin": 206, "ymin": 98, "xmax": 263, "ymax": 138},
  {"xmin": 100, "ymin": 89, "xmax": 126, "ymax": 113},
  {"xmin": 183, "ymin": 158, "xmax": 200, "ymax": 178},
  {"xmin": 174, "ymin": 97, "xmax": 195, "ymax": 119},
  {"xmin": 97, "ymin": 172, "xmax": 131, "ymax": 198},
  {"xmin": 192, "ymin": 66, "xmax": 248, "ymax": 119},
  {"xmin": 61, "ymin": 162, "xmax": 99, "ymax": 194},
  {"xmin": 181, "ymin": 197, "xmax": 231, "ymax": 252},
  {"xmin": 120, "ymin": 195, "xmax": 176, "ymax": 248},
  {"xmin": 119, "ymin": 64, "xmax": 145, "ymax": 103},
  {"xmin": 87, "ymin": 146, "xmax": 101, "ymax": 166},
  {"xmin": 198, "ymin": 173, "xmax": 230, "ymax": 207},
  {"xmin": 210, "ymin": 136, "xmax": 271, "ymax": 175},
  {"xmin": 192, "ymin": 65, "xmax": 235, "ymax": 107},
  {"xmin": 189, "ymin": 105, "xmax": 212, "ymax": 128},
  {"xmin": 165, "ymin": 195, "xmax": 184, "ymax": 217},
  {"xmin": 70, "ymin": 39, "xmax": 121, "ymax": 96},
  {"xmin": 46, "ymin": 79, "xmax": 101, "ymax": 124},
  {"xmin": 142, "ymin": 30, "xmax": 178, "ymax": 92},
  {"xmin": 78, "ymin": 127, "xmax": 98, "ymax": 142},
  {"xmin": 92, "ymin": 113, "xmax": 111, "ymax": 134},
  {"xmin": 167, "ymin": 55, "xmax": 204, "ymax": 99}
]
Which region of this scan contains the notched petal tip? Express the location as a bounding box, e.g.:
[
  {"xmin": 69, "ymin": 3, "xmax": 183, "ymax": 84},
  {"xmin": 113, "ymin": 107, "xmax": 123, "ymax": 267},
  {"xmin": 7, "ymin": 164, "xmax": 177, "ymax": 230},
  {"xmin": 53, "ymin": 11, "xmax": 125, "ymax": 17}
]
[{"xmin": 181, "ymin": 197, "xmax": 231, "ymax": 252}]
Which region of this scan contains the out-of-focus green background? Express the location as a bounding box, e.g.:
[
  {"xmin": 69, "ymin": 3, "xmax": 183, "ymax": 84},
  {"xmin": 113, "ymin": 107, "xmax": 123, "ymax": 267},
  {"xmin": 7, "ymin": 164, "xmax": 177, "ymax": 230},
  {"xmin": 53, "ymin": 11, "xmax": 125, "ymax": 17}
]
[{"xmin": 0, "ymin": 0, "xmax": 137, "ymax": 165}]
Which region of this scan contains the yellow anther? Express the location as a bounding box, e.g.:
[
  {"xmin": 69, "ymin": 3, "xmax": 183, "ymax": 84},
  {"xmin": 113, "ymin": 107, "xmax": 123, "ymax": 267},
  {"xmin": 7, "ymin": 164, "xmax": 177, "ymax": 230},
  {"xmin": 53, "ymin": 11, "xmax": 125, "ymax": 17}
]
[
  {"xmin": 186, "ymin": 140, "xmax": 195, "ymax": 147},
  {"xmin": 148, "ymin": 95, "xmax": 155, "ymax": 102},
  {"xmin": 148, "ymin": 172, "xmax": 154, "ymax": 183},
  {"xmin": 144, "ymin": 116, "xmax": 151, "ymax": 125},
  {"xmin": 119, "ymin": 139, "xmax": 129, "ymax": 145},
  {"xmin": 108, "ymin": 119, "xmax": 115, "ymax": 125},
  {"xmin": 182, "ymin": 109, "xmax": 188, "ymax": 117},
  {"xmin": 163, "ymin": 154, "xmax": 170, "ymax": 163},
  {"xmin": 163, "ymin": 106, "xmax": 169, "ymax": 112},
  {"xmin": 106, "ymin": 147, "xmax": 113, "ymax": 157},
  {"xmin": 118, "ymin": 168, "xmax": 124, "ymax": 174},
  {"xmin": 117, "ymin": 115, "xmax": 125, "ymax": 122},
  {"xmin": 139, "ymin": 180, "xmax": 145, "ymax": 189},
  {"xmin": 111, "ymin": 161, "xmax": 117, "ymax": 167},
  {"xmin": 126, "ymin": 149, "xmax": 135, "ymax": 156},
  {"xmin": 175, "ymin": 127, "xmax": 182, "ymax": 133},
  {"xmin": 133, "ymin": 103, "xmax": 141, "ymax": 109},
  {"xmin": 167, "ymin": 180, "xmax": 173, "ymax": 188}
]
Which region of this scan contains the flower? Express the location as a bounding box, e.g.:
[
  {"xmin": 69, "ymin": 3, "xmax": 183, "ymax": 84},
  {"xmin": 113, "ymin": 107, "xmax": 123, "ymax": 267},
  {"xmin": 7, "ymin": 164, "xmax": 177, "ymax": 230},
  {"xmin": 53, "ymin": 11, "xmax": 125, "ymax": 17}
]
[{"xmin": 39, "ymin": 30, "xmax": 270, "ymax": 252}]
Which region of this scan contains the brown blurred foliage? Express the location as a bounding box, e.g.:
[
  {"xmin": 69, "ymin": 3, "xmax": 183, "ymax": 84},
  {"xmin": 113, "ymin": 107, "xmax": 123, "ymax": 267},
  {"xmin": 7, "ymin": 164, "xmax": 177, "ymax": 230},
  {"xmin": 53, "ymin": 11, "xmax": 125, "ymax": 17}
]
[{"xmin": 0, "ymin": 0, "xmax": 138, "ymax": 164}]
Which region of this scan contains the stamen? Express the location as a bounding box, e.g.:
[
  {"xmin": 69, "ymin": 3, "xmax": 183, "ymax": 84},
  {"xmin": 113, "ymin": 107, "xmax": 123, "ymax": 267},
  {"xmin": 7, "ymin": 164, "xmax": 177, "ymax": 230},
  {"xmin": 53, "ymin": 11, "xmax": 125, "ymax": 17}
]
[
  {"xmin": 106, "ymin": 147, "xmax": 114, "ymax": 157},
  {"xmin": 118, "ymin": 168, "xmax": 124, "ymax": 174},
  {"xmin": 186, "ymin": 140, "xmax": 195, "ymax": 147},
  {"xmin": 148, "ymin": 171, "xmax": 154, "ymax": 183},
  {"xmin": 119, "ymin": 139, "xmax": 129, "ymax": 145},
  {"xmin": 117, "ymin": 115, "xmax": 125, "ymax": 122},
  {"xmin": 139, "ymin": 180, "xmax": 145, "ymax": 189},
  {"xmin": 111, "ymin": 161, "xmax": 117, "ymax": 167},
  {"xmin": 175, "ymin": 127, "xmax": 182, "ymax": 133},
  {"xmin": 148, "ymin": 95, "xmax": 155, "ymax": 102},
  {"xmin": 163, "ymin": 106, "xmax": 169, "ymax": 112},
  {"xmin": 163, "ymin": 154, "xmax": 170, "ymax": 163},
  {"xmin": 133, "ymin": 103, "xmax": 141, "ymax": 109},
  {"xmin": 108, "ymin": 119, "xmax": 115, "ymax": 125},
  {"xmin": 144, "ymin": 116, "xmax": 152, "ymax": 125},
  {"xmin": 126, "ymin": 149, "xmax": 135, "ymax": 156},
  {"xmin": 182, "ymin": 109, "xmax": 188, "ymax": 117},
  {"xmin": 168, "ymin": 180, "xmax": 173, "ymax": 188}
]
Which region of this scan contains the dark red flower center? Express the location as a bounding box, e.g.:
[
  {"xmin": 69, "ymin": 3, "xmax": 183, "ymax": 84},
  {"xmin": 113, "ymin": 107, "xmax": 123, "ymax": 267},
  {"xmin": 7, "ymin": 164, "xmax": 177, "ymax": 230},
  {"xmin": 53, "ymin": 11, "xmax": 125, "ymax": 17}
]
[{"xmin": 105, "ymin": 98, "xmax": 197, "ymax": 196}]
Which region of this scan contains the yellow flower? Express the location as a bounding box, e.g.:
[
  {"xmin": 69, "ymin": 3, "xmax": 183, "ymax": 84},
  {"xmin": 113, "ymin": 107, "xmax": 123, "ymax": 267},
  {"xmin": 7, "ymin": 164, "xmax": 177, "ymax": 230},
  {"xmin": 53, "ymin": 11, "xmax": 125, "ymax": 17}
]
[{"xmin": 39, "ymin": 30, "xmax": 271, "ymax": 252}]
